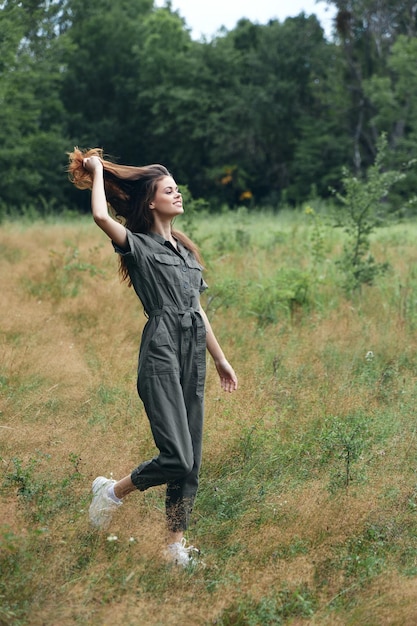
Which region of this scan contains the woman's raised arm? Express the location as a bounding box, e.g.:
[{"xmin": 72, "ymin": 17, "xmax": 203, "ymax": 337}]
[{"xmin": 83, "ymin": 156, "xmax": 127, "ymax": 249}]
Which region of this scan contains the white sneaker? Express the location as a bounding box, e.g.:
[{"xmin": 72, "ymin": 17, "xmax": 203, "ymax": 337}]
[
  {"xmin": 89, "ymin": 476, "xmax": 122, "ymax": 530},
  {"xmin": 166, "ymin": 538, "xmax": 201, "ymax": 568}
]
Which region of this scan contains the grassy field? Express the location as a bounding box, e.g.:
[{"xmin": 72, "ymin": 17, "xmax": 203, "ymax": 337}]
[{"xmin": 2, "ymin": 208, "xmax": 417, "ymax": 625}]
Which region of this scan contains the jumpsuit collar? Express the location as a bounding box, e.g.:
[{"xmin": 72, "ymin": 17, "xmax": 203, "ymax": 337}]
[
  {"xmin": 146, "ymin": 232, "xmax": 166, "ymax": 245},
  {"xmin": 146, "ymin": 231, "xmax": 186, "ymax": 259}
]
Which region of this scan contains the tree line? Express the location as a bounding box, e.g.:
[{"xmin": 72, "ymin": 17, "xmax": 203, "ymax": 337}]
[{"xmin": 1, "ymin": 0, "xmax": 416, "ymax": 214}]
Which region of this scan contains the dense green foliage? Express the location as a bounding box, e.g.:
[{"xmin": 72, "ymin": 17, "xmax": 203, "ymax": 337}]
[{"xmin": 1, "ymin": 0, "xmax": 417, "ymax": 214}]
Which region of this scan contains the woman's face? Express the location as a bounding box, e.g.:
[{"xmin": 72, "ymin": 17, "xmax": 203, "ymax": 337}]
[{"xmin": 150, "ymin": 176, "xmax": 183, "ymax": 219}]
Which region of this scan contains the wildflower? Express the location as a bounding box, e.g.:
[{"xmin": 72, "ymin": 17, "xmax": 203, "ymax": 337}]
[
  {"xmin": 365, "ymin": 351, "xmax": 374, "ymax": 361},
  {"xmin": 107, "ymin": 534, "xmax": 118, "ymax": 542}
]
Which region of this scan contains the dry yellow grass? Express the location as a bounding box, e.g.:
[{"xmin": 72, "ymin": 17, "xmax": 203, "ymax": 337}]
[{"xmin": 2, "ymin": 216, "xmax": 417, "ymax": 625}]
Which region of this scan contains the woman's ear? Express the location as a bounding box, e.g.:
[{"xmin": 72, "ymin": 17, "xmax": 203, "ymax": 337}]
[{"xmin": 149, "ymin": 202, "xmax": 155, "ymax": 210}]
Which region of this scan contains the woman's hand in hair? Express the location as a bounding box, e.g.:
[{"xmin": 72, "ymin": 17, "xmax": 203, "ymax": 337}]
[{"xmin": 83, "ymin": 156, "xmax": 103, "ymax": 176}]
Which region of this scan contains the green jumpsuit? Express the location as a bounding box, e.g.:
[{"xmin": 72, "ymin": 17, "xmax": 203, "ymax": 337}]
[{"xmin": 114, "ymin": 229, "xmax": 208, "ymax": 532}]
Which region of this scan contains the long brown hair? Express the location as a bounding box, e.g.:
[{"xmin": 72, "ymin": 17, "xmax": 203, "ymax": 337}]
[{"xmin": 68, "ymin": 147, "xmax": 202, "ymax": 284}]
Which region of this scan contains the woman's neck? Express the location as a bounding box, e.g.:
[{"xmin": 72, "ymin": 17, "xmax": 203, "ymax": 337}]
[{"xmin": 151, "ymin": 221, "xmax": 176, "ymax": 246}]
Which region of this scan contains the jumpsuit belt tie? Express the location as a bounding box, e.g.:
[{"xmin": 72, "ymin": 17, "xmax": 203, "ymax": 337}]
[{"xmin": 147, "ymin": 306, "xmax": 207, "ymax": 397}]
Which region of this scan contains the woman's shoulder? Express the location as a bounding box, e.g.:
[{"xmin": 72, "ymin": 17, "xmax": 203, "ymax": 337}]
[
  {"xmin": 122, "ymin": 231, "xmax": 166, "ymax": 261},
  {"xmin": 113, "ymin": 230, "xmax": 152, "ymax": 257},
  {"xmin": 127, "ymin": 230, "xmax": 158, "ymax": 247}
]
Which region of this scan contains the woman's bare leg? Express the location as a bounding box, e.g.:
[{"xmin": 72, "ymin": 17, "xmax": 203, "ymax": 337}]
[{"xmin": 113, "ymin": 475, "xmax": 136, "ymax": 499}]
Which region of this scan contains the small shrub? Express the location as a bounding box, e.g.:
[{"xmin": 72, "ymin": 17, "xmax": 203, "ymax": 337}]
[
  {"xmin": 332, "ymin": 134, "xmax": 405, "ymax": 294},
  {"xmin": 23, "ymin": 244, "xmax": 104, "ymax": 301},
  {"xmin": 249, "ymin": 269, "xmax": 310, "ymax": 326},
  {"xmin": 320, "ymin": 413, "xmax": 370, "ymax": 492},
  {"xmin": 2, "ymin": 452, "xmax": 83, "ymax": 524}
]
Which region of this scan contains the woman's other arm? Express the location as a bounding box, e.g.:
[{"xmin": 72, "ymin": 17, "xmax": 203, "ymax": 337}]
[
  {"xmin": 83, "ymin": 156, "xmax": 127, "ymax": 249},
  {"xmin": 199, "ymin": 306, "xmax": 238, "ymax": 393}
]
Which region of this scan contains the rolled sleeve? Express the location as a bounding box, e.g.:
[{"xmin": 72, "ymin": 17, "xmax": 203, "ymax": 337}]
[{"xmin": 112, "ymin": 229, "xmax": 136, "ymax": 259}]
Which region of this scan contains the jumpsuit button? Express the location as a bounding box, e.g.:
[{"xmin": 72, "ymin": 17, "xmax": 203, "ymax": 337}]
[
  {"xmin": 184, "ymin": 282, "xmax": 189, "ymax": 289},
  {"xmin": 182, "ymin": 267, "xmax": 187, "ymax": 272}
]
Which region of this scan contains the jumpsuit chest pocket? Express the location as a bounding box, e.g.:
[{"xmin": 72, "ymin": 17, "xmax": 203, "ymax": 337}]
[
  {"xmin": 153, "ymin": 253, "xmax": 203, "ymax": 290},
  {"xmin": 185, "ymin": 258, "xmax": 205, "ymax": 290},
  {"xmin": 153, "ymin": 254, "xmax": 182, "ymax": 285}
]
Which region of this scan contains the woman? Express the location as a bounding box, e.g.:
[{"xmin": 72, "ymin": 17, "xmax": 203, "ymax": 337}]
[{"xmin": 68, "ymin": 148, "xmax": 238, "ymax": 567}]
